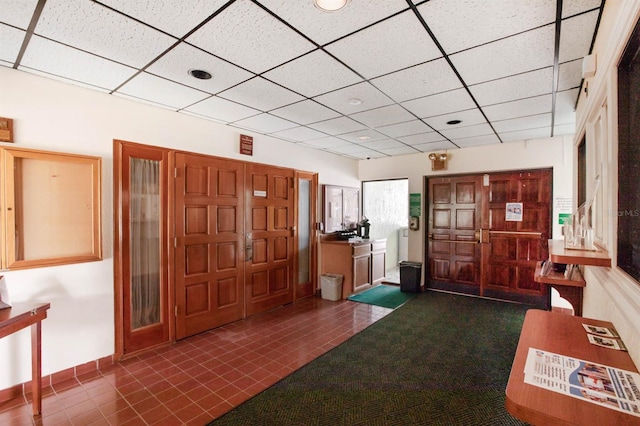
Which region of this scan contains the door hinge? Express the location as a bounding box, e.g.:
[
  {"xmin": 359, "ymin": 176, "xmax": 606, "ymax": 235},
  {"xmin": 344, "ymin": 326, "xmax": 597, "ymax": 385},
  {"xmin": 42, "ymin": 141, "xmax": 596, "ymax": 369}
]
[
  {"xmin": 174, "ymin": 168, "xmax": 178, "ymax": 178},
  {"xmin": 174, "ymin": 237, "xmax": 177, "ymax": 248},
  {"xmin": 174, "ymin": 306, "xmax": 178, "ymax": 316}
]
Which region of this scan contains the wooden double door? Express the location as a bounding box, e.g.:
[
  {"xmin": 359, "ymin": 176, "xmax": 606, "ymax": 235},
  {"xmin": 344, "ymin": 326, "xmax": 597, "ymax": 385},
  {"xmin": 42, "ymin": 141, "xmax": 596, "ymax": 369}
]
[
  {"xmin": 427, "ymin": 169, "xmax": 551, "ymax": 305},
  {"xmin": 116, "ymin": 142, "xmax": 313, "ymax": 356}
]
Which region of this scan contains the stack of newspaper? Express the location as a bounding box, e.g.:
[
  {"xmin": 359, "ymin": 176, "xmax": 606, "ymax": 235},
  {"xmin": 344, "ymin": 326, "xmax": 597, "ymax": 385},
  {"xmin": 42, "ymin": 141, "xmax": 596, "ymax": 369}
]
[{"xmin": 524, "ymin": 348, "xmax": 640, "ymax": 417}]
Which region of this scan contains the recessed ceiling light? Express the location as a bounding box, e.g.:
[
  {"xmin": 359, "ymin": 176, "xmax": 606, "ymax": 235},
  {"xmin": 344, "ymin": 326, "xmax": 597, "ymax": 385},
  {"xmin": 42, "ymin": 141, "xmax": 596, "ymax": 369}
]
[
  {"xmin": 189, "ymin": 69, "xmax": 212, "ymax": 80},
  {"xmin": 348, "ymin": 98, "xmax": 362, "ymax": 106},
  {"xmin": 447, "ymin": 119, "xmax": 462, "ymax": 125},
  {"xmin": 357, "ymin": 135, "xmax": 370, "ymax": 141},
  {"xmin": 314, "ymin": 0, "xmax": 348, "ymax": 12}
]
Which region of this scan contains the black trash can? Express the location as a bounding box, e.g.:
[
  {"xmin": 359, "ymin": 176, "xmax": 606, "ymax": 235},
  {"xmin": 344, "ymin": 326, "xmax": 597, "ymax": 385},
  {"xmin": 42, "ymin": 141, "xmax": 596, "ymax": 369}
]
[{"xmin": 400, "ymin": 261, "xmax": 422, "ymax": 293}]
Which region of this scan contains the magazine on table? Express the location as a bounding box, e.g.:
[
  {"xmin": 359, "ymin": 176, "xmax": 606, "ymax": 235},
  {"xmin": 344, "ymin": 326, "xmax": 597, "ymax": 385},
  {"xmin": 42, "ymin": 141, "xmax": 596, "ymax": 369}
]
[
  {"xmin": 582, "ymin": 323, "xmax": 620, "ymax": 338},
  {"xmin": 523, "ymin": 348, "xmax": 640, "ymax": 418},
  {"xmin": 587, "ymin": 334, "xmax": 628, "ymax": 351}
]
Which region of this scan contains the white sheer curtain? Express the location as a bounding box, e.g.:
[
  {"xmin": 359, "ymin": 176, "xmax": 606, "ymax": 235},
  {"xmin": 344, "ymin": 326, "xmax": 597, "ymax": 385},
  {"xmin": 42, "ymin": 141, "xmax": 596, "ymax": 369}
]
[{"xmin": 130, "ymin": 158, "xmax": 161, "ymax": 329}]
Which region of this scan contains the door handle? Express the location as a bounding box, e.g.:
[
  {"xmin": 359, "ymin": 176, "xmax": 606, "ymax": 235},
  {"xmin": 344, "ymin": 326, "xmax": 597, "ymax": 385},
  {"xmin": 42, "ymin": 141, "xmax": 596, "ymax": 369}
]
[{"xmin": 245, "ymin": 232, "xmax": 253, "ymax": 261}]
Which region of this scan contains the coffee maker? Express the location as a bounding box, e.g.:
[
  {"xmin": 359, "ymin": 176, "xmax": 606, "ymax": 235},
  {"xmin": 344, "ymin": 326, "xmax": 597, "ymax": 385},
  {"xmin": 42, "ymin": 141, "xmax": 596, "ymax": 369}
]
[{"xmin": 357, "ymin": 217, "xmax": 370, "ymax": 239}]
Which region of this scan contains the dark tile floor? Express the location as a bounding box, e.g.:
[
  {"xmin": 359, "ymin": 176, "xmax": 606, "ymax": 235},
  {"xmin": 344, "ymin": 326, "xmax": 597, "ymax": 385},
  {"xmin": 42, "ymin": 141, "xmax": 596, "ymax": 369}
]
[{"xmin": 1, "ymin": 296, "xmax": 392, "ymax": 425}]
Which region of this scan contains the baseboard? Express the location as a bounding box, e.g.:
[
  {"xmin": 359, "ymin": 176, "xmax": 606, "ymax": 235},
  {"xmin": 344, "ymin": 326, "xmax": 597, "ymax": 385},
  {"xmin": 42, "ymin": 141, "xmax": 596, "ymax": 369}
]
[{"xmin": 0, "ymin": 354, "xmax": 115, "ymax": 404}]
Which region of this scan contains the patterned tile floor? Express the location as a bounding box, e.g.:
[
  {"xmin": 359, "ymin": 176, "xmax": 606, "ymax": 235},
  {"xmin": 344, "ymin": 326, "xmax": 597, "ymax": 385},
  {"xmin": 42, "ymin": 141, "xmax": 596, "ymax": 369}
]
[{"xmin": 1, "ymin": 296, "xmax": 392, "ymax": 425}]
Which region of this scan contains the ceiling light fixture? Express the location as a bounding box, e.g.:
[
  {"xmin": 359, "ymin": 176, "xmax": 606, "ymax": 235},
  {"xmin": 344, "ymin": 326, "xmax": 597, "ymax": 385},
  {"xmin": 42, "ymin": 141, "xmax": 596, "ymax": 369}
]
[
  {"xmin": 314, "ymin": 0, "xmax": 348, "ymax": 12},
  {"xmin": 357, "ymin": 135, "xmax": 370, "ymax": 141},
  {"xmin": 189, "ymin": 69, "xmax": 212, "ymax": 80},
  {"xmin": 428, "ymin": 152, "xmax": 448, "ymax": 171},
  {"xmin": 348, "ymin": 98, "xmax": 362, "ymax": 106},
  {"xmin": 446, "ymin": 119, "xmax": 462, "ymax": 125}
]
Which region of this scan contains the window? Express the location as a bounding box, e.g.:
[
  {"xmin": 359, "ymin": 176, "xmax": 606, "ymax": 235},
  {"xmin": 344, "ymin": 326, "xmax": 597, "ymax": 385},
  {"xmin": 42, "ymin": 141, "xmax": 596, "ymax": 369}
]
[
  {"xmin": 617, "ymin": 18, "xmax": 640, "ymax": 281},
  {"xmin": 0, "ymin": 147, "xmax": 101, "ymax": 270}
]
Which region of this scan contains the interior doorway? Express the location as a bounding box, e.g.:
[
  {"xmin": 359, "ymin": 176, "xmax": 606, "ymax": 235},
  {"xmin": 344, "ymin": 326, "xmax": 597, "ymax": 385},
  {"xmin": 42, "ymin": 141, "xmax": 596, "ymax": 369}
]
[
  {"xmin": 362, "ymin": 179, "xmax": 409, "ymax": 284},
  {"xmin": 425, "ymin": 169, "xmax": 552, "ymax": 306}
]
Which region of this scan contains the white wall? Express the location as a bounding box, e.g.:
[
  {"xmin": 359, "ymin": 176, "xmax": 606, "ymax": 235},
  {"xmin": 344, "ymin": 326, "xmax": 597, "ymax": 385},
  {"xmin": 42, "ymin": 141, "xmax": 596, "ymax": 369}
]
[
  {"xmin": 0, "ymin": 67, "xmax": 359, "ymax": 390},
  {"xmin": 574, "ymin": 0, "xmax": 640, "ymax": 367},
  {"xmin": 359, "ymin": 136, "xmax": 574, "ymax": 263}
]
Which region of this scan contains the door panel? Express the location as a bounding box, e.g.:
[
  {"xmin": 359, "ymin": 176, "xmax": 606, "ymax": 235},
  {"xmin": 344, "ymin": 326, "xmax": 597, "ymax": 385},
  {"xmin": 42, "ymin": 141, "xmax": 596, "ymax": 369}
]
[
  {"xmin": 294, "ymin": 171, "xmax": 317, "ymax": 300},
  {"xmin": 175, "ymin": 153, "xmax": 244, "ymax": 339},
  {"xmin": 115, "ymin": 142, "xmax": 171, "ymax": 357},
  {"xmin": 245, "ymin": 163, "xmax": 295, "ymax": 316},
  {"xmin": 428, "ymin": 176, "xmax": 482, "ymax": 294}
]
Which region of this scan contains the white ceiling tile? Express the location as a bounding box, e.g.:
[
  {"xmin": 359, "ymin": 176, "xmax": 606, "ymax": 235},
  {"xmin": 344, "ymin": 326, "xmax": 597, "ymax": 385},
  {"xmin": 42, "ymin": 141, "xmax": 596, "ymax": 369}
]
[
  {"xmin": 301, "ymin": 136, "xmax": 352, "ymax": 149},
  {"xmin": 424, "ymin": 109, "xmax": 487, "ymax": 131},
  {"xmin": 554, "ymin": 109, "xmax": 576, "ymax": 125},
  {"xmin": 259, "ymin": 0, "xmax": 409, "ymax": 46},
  {"xmin": 470, "ymin": 68, "xmax": 554, "ymax": 106},
  {"xmin": 313, "ymin": 82, "xmax": 393, "ymax": 115},
  {"xmin": 410, "ymin": 140, "xmax": 458, "ymax": 152},
  {"xmin": 117, "ymin": 72, "xmax": 209, "ymax": 109},
  {"xmin": 562, "ymin": 0, "xmax": 602, "ymax": 18},
  {"xmin": 217, "ymin": 77, "xmax": 304, "ymax": 112},
  {"xmin": 554, "ymin": 123, "xmax": 576, "ymax": 136},
  {"xmin": 307, "ymin": 116, "xmax": 366, "ymax": 135},
  {"xmin": 270, "ymin": 100, "xmax": 340, "ymax": 125},
  {"xmin": 398, "ymin": 132, "xmax": 447, "ymax": 146},
  {"xmin": 500, "ymin": 127, "xmax": 552, "ymax": 143},
  {"xmin": 379, "ymin": 145, "xmax": 420, "ymax": 156},
  {"xmin": 271, "ymin": 126, "xmax": 327, "ymax": 142},
  {"xmin": 559, "ymin": 10, "xmax": 599, "ymax": 63},
  {"xmin": 361, "ymin": 139, "xmax": 406, "ymax": 150},
  {"xmin": 326, "ymin": 10, "xmax": 441, "ymax": 79},
  {"xmin": 440, "ymin": 123, "xmax": 494, "ymax": 140},
  {"xmin": 350, "ymin": 104, "xmax": 415, "ymax": 128},
  {"xmin": 401, "ymin": 88, "xmax": 476, "ymax": 119},
  {"xmin": 186, "ymin": 0, "xmax": 315, "ymax": 74},
  {"xmin": 0, "ymin": 60, "xmax": 13, "ymax": 67},
  {"xmin": 20, "ymin": 67, "xmax": 112, "ymax": 93},
  {"xmin": 483, "ymin": 95, "xmax": 552, "ymax": 121},
  {"xmin": 20, "ymin": 36, "xmax": 137, "ymax": 90},
  {"xmin": 233, "ymin": 113, "xmax": 297, "ymax": 134},
  {"xmin": 451, "ymin": 25, "xmax": 555, "ymax": 85},
  {"xmin": 454, "ymin": 134, "xmax": 502, "ymax": 147},
  {"xmin": 338, "ymin": 129, "xmax": 389, "ymax": 143},
  {"xmin": 558, "ymin": 59, "xmax": 583, "ymax": 91},
  {"xmin": 0, "ymin": 0, "xmax": 39, "ymax": 29},
  {"xmin": 36, "ymin": 0, "xmax": 177, "ymax": 68},
  {"xmin": 0, "ymin": 24, "xmax": 24, "ymax": 64},
  {"xmin": 371, "ymin": 58, "xmax": 462, "ymax": 102},
  {"xmin": 492, "ymin": 113, "xmax": 552, "ymax": 133},
  {"xmin": 328, "ymin": 143, "xmax": 370, "ymax": 155},
  {"xmin": 556, "ymin": 88, "xmax": 579, "ymax": 112},
  {"xmin": 183, "ymin": 96, "xmax": 261, "ymax": 123},
  {"xmin": 377, "ymin": 120, "xmax": 433, "ymax": 138},
  {"xmin": 114, "ymin": 93, "xmax": 179, "ymax": 110},
  {"xmin": 99, "ymin": 0, "xmax": 229, "ymax": 38},
  {"xmin": 263, "ymin": 50, "xmax": 363, "ymax": 98},
  {"xmin": 419, "ymin": 0, "xmax": 557, "ymax": 53},
  {"xmin": 146, "ymin": 42, "xmax": 253, "ymax": 94}
]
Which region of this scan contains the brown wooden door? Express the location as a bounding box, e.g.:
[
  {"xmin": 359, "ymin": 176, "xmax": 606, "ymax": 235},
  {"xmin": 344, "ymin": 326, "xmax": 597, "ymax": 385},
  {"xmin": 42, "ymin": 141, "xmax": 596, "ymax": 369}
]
[
  {"xmin": 114, "ymin": 141, "xmax": 171, "ymax": 357},
  {"xmin": 428, "ymin": 175, "xmax": 482, "ymax": 295},
  {"xmin": 245, "ymin": 163, "xmax": 294, "ymax": 316},
  {"xmin": 427, "ymin": 169, "xmax": 551, "ymax": 305},
  {"xmin": 174, "ymin": 152, "xmax": 245, "ymax": 339},
  {"xmin": 483, "ymin": 169, "xmax": 551, "ymax": 303}
]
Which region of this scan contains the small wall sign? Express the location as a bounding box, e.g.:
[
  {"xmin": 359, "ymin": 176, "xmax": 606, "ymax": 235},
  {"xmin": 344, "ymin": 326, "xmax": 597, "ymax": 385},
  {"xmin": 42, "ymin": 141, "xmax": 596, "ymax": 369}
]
[
  {"xmin": 0, "ymin": 117, "xmax": 14, "ymax": 142},
  {"xmin": 506, "ymin": 202, "xmax": 523, "ymax": 222},
  {"xmin": 240, "ymin": 134, "xmax": 253, "ymax": 156}
]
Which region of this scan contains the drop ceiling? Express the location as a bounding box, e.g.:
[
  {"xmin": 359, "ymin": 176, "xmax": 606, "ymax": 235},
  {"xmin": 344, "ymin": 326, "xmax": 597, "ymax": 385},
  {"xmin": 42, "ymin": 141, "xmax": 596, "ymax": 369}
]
[{"xmin": 0, "ymin": 0, "xmax": 604, "ymax": 159}]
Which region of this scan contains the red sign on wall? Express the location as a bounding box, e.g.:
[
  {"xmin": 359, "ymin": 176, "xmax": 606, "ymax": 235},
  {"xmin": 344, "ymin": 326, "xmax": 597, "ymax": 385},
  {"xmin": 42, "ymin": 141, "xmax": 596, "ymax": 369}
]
[{"xmin": 240, "ymin": 134, "xmax": 253, "ymax": 156}]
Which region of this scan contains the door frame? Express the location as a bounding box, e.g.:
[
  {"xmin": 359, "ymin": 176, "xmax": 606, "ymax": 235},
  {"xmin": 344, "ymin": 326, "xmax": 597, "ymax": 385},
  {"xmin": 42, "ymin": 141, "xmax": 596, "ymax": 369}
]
[{"xmin": 424, "ymin": 168, "xmax": 552, "ymax": 304}]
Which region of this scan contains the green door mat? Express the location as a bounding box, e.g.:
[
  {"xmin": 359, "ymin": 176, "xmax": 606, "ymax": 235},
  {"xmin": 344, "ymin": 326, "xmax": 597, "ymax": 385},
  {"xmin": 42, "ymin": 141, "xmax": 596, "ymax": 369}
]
[{"xmin": 347, "ymin": 284, "xmax": 416, "ymax": 309}]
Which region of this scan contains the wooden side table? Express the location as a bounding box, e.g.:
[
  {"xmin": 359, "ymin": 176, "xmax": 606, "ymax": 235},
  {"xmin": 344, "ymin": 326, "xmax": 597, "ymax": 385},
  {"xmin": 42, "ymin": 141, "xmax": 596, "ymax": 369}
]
[
  {"xmin": 0, "ymin": 302, "xmax": 50, "ymax": 415},
  {"xmin": 506, "ymin": 309, "xmax": 639, "ymax": 425}
]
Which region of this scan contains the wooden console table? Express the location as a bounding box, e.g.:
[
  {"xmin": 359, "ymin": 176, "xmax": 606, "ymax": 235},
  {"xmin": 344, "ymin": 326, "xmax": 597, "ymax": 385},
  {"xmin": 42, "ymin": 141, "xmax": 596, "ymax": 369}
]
[
  {"xmin": 0, "ymin": 302, "xmax": 50, "ymax": 415},
  {"xmin": 506, "ymin": 309, "xmax": 639, "ymax": 425}
]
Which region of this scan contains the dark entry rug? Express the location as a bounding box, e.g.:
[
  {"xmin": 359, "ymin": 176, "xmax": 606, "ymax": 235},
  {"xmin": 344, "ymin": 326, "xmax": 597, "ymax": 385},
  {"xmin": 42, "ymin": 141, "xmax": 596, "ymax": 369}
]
[
  {"xmin": 208, "ymin": 291, "xmax": 529, "ymax": 426},
  {"xmin": 346, "ymin": 284, "xmax": 416, "ymax": 309}
]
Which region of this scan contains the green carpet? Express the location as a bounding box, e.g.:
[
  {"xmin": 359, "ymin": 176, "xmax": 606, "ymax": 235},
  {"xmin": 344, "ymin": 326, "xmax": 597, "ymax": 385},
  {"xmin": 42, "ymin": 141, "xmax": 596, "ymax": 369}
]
[
  {"xmin": 208, "ymin": 291, "xmax": 529, "ymax": 426},
  {"xmin": 346, "ymin": 284, "xmax": 416, "ymax": 309}
]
